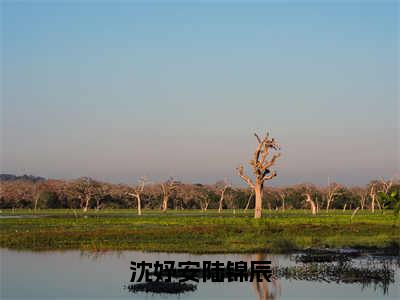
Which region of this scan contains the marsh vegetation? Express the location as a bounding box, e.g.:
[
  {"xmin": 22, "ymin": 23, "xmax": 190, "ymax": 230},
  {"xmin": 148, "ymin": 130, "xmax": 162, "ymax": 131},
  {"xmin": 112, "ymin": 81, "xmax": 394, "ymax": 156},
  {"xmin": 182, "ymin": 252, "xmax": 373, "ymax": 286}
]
[{"xmin": 1, "ymin": 209, "xmax": 398, "ymax": 253}]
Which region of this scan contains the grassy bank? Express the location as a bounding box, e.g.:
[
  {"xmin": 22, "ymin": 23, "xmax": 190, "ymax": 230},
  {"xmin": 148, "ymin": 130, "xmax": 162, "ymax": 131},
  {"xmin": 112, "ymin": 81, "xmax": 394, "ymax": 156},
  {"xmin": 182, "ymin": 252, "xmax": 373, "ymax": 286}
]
[{"xmin": 0, "ymin": 209, "xmax": 399, "ymax": 253}]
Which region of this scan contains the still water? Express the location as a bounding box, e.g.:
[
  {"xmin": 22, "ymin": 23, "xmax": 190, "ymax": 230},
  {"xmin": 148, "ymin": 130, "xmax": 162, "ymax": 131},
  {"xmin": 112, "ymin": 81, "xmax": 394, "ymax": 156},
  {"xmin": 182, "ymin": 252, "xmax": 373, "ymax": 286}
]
[{"xmin": 1, "ymin": 249, "xmax": 399, "ymax": 300}]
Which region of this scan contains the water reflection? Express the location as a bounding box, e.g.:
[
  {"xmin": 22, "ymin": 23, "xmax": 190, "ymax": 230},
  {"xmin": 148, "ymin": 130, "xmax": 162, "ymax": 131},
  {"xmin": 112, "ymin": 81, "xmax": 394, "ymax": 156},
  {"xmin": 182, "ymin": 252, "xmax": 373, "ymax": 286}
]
[
  {"xmin": 120, "ymin": 250, "xmax": 397, "ymax": 298},
  {"xmin": 79, "ymin": 249, "xmax": 125, "ymax": 261},
  {"xmin": 250, "ymin": 253, "xmax": 281, "ymax": 300},
  {"xmin": 1, "ymin": 249, "xmax": 399, "ymax": 299}
]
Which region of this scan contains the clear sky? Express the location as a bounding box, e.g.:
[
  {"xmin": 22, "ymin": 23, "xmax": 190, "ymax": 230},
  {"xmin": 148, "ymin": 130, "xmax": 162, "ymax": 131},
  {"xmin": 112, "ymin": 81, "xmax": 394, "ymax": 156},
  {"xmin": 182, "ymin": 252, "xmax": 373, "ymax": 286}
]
[{"xmin": 1, "ymin": 1, "xmax": 399, "ymax": 186}]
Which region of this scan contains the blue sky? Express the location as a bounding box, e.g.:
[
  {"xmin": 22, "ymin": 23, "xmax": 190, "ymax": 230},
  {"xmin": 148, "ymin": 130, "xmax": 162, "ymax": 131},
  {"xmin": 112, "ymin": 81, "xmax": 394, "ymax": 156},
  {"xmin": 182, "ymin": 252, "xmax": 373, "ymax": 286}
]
[{"xmin": 1, "ymin": 1, "xmax": 398, "ymax": 186}]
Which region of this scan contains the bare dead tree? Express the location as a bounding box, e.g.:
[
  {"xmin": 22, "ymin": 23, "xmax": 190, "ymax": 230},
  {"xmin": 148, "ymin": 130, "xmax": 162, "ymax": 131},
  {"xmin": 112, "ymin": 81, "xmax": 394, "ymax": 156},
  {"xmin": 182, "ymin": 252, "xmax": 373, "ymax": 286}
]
[
  {"xmin": 305, "ymin": 193, "xmax": 317, "ymax": 215},
  {"xmin": 369, "ymin": 184, "xmax": 377, "ymax": 213},
  {"xmin": 236, "ymin": 131, "xmax": 281, "ymax": 219},
  {"xmin": 94, "ymin": 184, "xmax": 108, "ymax": 211},
  {"xmin": 325, "ymin": 179, "xmax": 341, "ymax": 212},
  {"xmin": 367, "ymin": 177, "xmax": 393, "ymax": 213},
  {"xmin": 196, "ymin": 186, "xmax": 210, "ymax": 212},
  {"xmin": 200, "ymin": 195, "xmax": 210, "ymax": 212},
  {"xmin": 380, "ymin": 177, "xmax": 393, "ymax": 194},
  {"xmin": 315, "ymin": 196, "xmax": 320, "ymax": 213},
  {"xmin": 161, "ymin": 177, "xmax": 177, "ymax": 212},
  {"xmin": 278, "ymin": 190, "xmax": 287, "ymax": 212},
  {"xmin": 68, "ymin": 177, "xmax": 102, "ymax": 213},
  {"xmin": 33, "ymin": 183, "xmax": 40, "ymax": 212},
  {"xmin": 127, "ymin": 177, "xmax": 146, "ymax": 216},
  {"xmin": 374, "ymin": 177, "xmax": 396, "ymax": 211},
  {"xmin": 217, "ymin": 179, "xmax": 230, "ymax": 213},
  {"xmin": 224, "ymin": 188, "xmax": 238, "ymax": 215},
  {"xmin": 353, "ymin": 187, "xmax": 368, "ymax": 210}
]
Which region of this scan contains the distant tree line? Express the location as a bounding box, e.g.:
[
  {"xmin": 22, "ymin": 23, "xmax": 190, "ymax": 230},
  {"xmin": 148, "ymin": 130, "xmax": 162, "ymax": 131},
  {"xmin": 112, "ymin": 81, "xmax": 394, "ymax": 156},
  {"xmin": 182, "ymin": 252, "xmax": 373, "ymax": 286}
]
[{"xmin": 0, "ymin": 174, "xmax": 398, "ymax": 212}]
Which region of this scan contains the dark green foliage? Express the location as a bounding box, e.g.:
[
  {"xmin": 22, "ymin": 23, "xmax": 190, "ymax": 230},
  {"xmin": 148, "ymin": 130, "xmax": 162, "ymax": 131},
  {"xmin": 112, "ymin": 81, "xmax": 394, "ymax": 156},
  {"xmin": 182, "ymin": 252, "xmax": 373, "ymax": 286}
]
[
  {"xmin": 379, "ymin": 190, "xmax": 400, "ymax": 216},
  {"xmin": 37, "ymin": 190, "xmax": 60, "ymax": 208}
]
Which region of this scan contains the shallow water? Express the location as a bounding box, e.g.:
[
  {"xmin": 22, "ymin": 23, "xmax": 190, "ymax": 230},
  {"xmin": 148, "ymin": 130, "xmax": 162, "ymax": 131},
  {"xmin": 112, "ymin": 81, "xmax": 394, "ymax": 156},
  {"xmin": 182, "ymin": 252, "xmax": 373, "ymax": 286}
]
[
  {"xmin": 0, "ymin": 215, "xmax": 45, "ymax": 219},
  {"xmin": 1, "ymin": 249, "xmax": 399, "ymax": 300}
]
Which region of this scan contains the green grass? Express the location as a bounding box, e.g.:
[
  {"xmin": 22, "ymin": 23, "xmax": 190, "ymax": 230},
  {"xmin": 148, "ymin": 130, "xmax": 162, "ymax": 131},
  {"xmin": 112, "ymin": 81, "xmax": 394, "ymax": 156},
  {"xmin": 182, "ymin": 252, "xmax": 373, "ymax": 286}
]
[{"xmin": 0, "ymin": 209, "xmax": 399, "ymax": 253}]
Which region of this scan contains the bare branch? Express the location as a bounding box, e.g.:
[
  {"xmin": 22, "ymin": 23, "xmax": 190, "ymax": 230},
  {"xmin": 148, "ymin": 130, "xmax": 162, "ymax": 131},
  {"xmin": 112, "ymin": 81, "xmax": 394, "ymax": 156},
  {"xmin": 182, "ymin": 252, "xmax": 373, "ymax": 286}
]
[
  {"xmin": 263, "ymin": 171, "xmax": 277, "ymax": 181},
  {"xmin": 127, "ymin": 192, "xmax": 139, "ymax": 199},
  {"xmin": 254, "ymin": 133, "xmax": 262, "ymax": 143},
  {"xmin": 261, "ymin": 153, "xmax": 281, "ymax": 173},
  {"xmin": 236, "ymin": 165, "xmax": 255, "ymax": 188},
  {"xmin": 236, "ymin": 130, "xmax": 281, "ymax": 218}
]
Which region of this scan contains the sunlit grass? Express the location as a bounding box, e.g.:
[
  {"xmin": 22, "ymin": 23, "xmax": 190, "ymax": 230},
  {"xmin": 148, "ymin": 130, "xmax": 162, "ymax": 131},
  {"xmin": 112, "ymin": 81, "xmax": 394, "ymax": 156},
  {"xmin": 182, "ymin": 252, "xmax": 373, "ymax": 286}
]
[{"xmin": 0, "ymin": 209, "xmax": 398, "ymax": 253}]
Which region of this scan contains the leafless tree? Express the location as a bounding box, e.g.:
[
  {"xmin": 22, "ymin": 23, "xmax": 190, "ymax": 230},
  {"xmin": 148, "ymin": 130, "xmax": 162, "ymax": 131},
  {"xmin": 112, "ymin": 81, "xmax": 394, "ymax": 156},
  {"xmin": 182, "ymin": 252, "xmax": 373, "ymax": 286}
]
[
  {"xmin": 225, "ymin": 188, "xmax": 238, "ymax": 215},
  {"xmin": 193, "ymin": 185, "xmax": 211, "ymax": 212},
  {"xmin": 127, "ymin": 177, "xmax": 147, "ymax": 216},
  {"xmin": 68, "ymin": 177, "xmax": 102, "ymax": 212},
  {"xmin": 278, "ymin": 189, "xmax": 287, "ymax": 212},
  {"xmin": 217, "ymin": 179, "xmax": 230, "ymax": 213},
  {"xmin": 161, "ymin": 177, "xmax": 177, "ymax": 212},
  {"xmin": 380, "ymin": 177, "xmax": 393, "ymax": 194},
  {"xmin": 325, "ymin": 179, "xmax": 341, "ymax": 212},
  {"xmin": 369, "ymin": 183, "xmax": 379, "ymax": 213},
  {"xmin": 368, "ymin": 178, "xmax": 394, "ymax": 213},
  {"xmin": 236, "ymin": 131, "xmax": 281, "ymax": 219},
  {"xmin": 33, "ymin": 183, "xmax": 40, "ymax": 211},
  {"xmin": 305, "ymin": 193, "xmax": 317, "ymax": 215},
  {"xmin": 199, "ymin": 195, "xmax": 210, "ymax": 212},
  {"xmin": 352, "ymin": 186, "xmax": 368, "ymax": 210},
  {"xmin": 94, "ymin": 183, "xmax": 108, "ymax": 211}
]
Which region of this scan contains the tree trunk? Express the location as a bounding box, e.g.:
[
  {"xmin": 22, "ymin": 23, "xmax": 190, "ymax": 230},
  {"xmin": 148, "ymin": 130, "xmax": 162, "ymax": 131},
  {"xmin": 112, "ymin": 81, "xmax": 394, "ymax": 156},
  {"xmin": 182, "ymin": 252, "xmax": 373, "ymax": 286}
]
[
  {"xmin": 34, "ymin": 197, "xmax": 38, "ymax": 211},
  {"xmin": 376, "ymin": 198, "xmax": 382, "ymax": 211},
  {"xmin": 218, "ymin": 201, "xmax": 222, "ymax": 212},
  {"xmin": 306, "ymin": 194, "xmax": 317, "ymax": 215},
  {"xmin": 254, "ymin": 183, "xmax": 263, "ymax": 219},
  {"xmin": 162, "ymin": 196, "xmax": 168, "ymax": 212},
  {"xmin": 371, "ymin": 194, "xmax": 375, "ymax": 213},
  {"xmin": 137, "ymin": 195, "xmax": 142, "ymax": 216},
  {"xmin": 83, "ymin": 195, "xmax": 90, "ymax": 212},
  {"xmin": 309, "ymin": 201, "xmax": 317, "ymax": 215},
  {"xmin": 218, "ymin": 193, "xmax": 224, "ymax": 213},
  {"xmin": 326, "ymin": 200, "xmax": 331, "ymax": 212}
]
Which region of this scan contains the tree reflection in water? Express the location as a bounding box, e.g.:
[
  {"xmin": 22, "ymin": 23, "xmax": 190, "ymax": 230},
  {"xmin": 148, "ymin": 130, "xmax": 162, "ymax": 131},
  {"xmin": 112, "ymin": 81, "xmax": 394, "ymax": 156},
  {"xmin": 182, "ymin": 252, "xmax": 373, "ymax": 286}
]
[
  {"xmin": 76, "ymin": 250, "xmax": 397, "ymax": 297},
  {"xmin": 250, "ymin": 253, "xmax": 281, "ymax": 300}
]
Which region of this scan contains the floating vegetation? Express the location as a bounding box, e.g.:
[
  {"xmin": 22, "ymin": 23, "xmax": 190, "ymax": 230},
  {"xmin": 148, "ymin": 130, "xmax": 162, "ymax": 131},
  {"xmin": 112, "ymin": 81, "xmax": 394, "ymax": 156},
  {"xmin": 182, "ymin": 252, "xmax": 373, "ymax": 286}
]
[
  {"xmin": 294, "ymin": 253, "xmax": 352, "ymax": 263},
  {"xmin": 294, "ymin": 248, "xmax": 361, "ymax": 263},
  {"xmin": 122, "ymin": 254, "xmax": 397, "ymax": 295},
  {"xmin": 274, "ymin": 260, "xmax": 395, "ymax": 294},
  {"xmin": 125, "ymin": 282, "xmax": 197, "ymax": 294}
]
